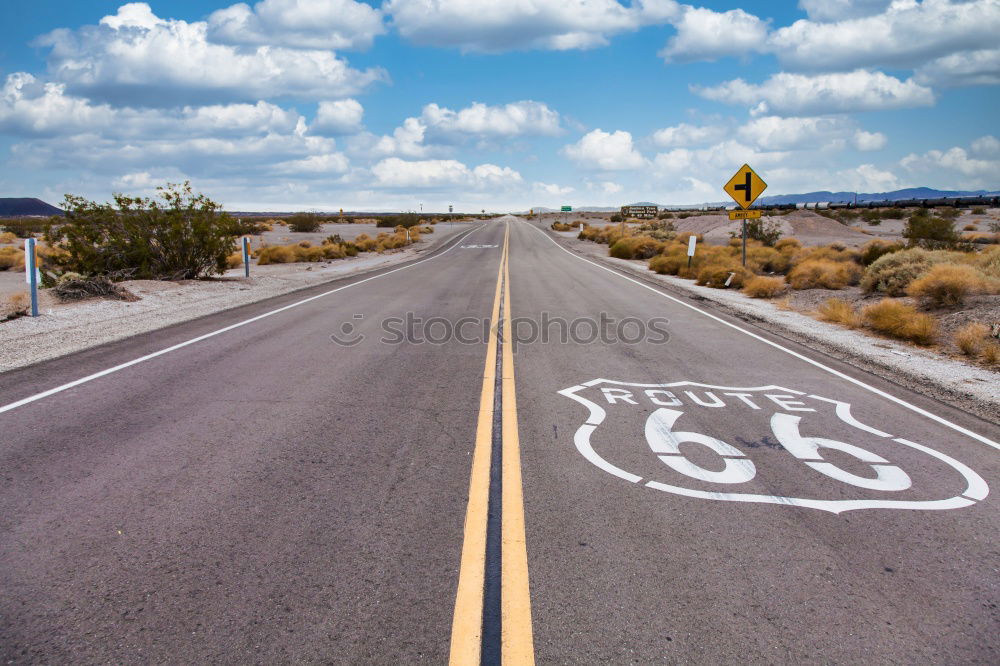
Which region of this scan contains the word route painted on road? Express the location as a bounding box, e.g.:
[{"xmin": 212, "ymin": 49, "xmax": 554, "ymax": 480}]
[{"xmin": 558, "ymin": 379, "xmax": 988, "ymax": 514}]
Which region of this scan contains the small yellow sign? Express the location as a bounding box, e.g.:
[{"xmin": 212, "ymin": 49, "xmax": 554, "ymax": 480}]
[
  {"xmin": 724, "ymin": 164, "xmax": 767, "ymax": 210},
  {"xmin": 729, "ymin": 209, "xmax": 762, "ymax": 220}
]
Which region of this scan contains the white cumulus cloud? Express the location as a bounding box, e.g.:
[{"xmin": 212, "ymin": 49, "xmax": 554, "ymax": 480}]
[
  {"xmin": 384, "ymin": 0, "xmax": 679, "ymax": 52},
  {"xmin": 770, "ymin": 0, "xmax": 1000, "ymax": 71},
  {"xmin": 207, "ymin": 0, "xmax": 385, "ymax": 51},
  {"xmin": 35, "ymin": 2, "xmax": 386, "ymax": 106},
  {"xmin": 694, "ymin": 70, "xmax": 935, "ymax": 116},
  {"xmin": 659, "ymin": 6, "xmax": 769, "ymax": 63},
  {"xmin": 312, "ymin": 99, "xmax": 365, "ymax": 135},
  {"xmin": 650, "ymin": 122, "xmax": 726, "ymax": 148},
  {"xmin": 853, "ymin": 130, "xmax": 887, "ymax": 151},
  {"xmin": 562, "ymin": 129, "xmax": 646, "ymax": 170},
  {"xmin": 421, "ymin": 101, "xmax": 561, "ymax": 138},
  {"xmin": 371, "ymin": 157, "xmax": 522, "ymax": 188},
  {"xmin": 914, "ymin": 48, "xmax": 1000, "ymax": 87},
  {"xmin": 900, "ymin": 135, "xmax": 1000, "ymax": 189}
]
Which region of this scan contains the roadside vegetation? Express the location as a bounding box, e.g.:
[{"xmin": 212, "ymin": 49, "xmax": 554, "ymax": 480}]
[
  {"xmin": 255, "ymin": 227, "xmax": 422, "ymax": 265},
  {"xmin": 573, "ymin": 214, "xmax": 1000, "ymax": 363}
]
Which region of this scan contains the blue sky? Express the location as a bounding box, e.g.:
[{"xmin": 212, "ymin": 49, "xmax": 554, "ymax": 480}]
[{"xmin": 0, "ymin": 0, "xmax": 997, "ymax": 212}]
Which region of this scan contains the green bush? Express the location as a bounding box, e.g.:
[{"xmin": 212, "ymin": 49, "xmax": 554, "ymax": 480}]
[
  {"xmin": 860, "ymin": 248, "xmax": 936, "ymax": 295},
  {"xmin": 1, "ymin": 217, "xmax": 55, "ymax": 238},
  {"xmin": 902, "ymin": 214, "xmax": 961, "ymax": 250},
  {"xmin": 741, "ymin": 216, "xmax": 783, "ymax": 246},
  {"xmin": 44, "ymin": 182, "xmax": 239, "ymax": 280},
  {"xmin": 287, "ymin": 213, "xmax": 324, "ymax": 232}
]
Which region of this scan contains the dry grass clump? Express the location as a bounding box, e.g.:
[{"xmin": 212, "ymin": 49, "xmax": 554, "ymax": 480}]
[
  {"xmin": 226, "ymin": 251, "xmax": 244, "ymax": 269},
  {"xmin": 255, "ymin": 229, "xmax": 416, "ymax": 265},
  {"xmin": 860, "ymin": 248, "xmax": 937, "ymax": 295},
  {"xmin": 609, "ymin": 235, "xmax": 665, "ymax": 259},
  {"xmin": 0, "ymin": 231, "xmax": 17, "ymax": 244},
  {"xmin": 551, "ymin": 221, "xmax": 582, "ymax": 231},
  {"xmin": 860, "ymin": 299, "xmax": 937, "ymax": 345},
  {"xmin": 982, "ymin": 341, "xmax": 1000, "ymax": 365},
  {"xmin": 859, "ymin": 239, "xmax": 903, "ymax": 266},
  {"xmin": 774, "ymin": 237, "xmax": 802, "ymax": 254},
  {"xmin": 953, "ymin": 322, "xmax": 990, "ymax": 356},
  {"xmin": 2, "ymin": 292, "xmax": 30, "ymax": 320},
  {"xmin": 696, "ymin": 263, "xmax": 752, "ymax": 289},
  {"xmin": 578, "ymin": 224, "xmax": 625, "ymax": 246},
  {"xmin": 52, "ymin": 273, "xmax": 139, "ymax": 302},
  {"xmin": 743, "ymin": 276, "xmax": 787, "ymax": 298},
  {"xmin": 817, "ymin": 298, "xmax": 862, "ymax": 328},
  {"xmin": 0, "ymin": 246, "xmax": 25, "ymax": 270},
  {"xmin": 963, "ymin": 224, "xmax": 978, "ymax": 231},
  {"xmin": 787, "ymin": 259, "xmax": 861, "ymax": 289},
  {"xmin": 905, "ymin": 264, "xmax": 990, "ymax": 306}
]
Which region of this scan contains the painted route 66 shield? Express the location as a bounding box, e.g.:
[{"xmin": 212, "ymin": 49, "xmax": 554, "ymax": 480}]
[{"xmin": 558, "ymin": 379, "xmax": 988, "ymax": 514}]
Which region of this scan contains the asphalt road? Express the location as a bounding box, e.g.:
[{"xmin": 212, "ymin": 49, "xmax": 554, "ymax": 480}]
[{"xmin": 1, "ymin": 216, "xmax": 997, "ymax": 664}]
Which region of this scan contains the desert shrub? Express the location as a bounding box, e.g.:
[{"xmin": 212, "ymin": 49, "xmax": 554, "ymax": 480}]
[
  {"xmin": 817, "ymin": 298, "xmax": 862, "ymax": 328},
  {"xmin": 658, "ymin": 212, "xmax": 674, "ymax": 219},
  {"xmin": 859, "ymin": 209, "xmax": 882, "ymax": 225},
  {"xmin": 963, "ymin": 224, "xmax": 978, "ymax": 231},
  {"xmin": 649, "ymin": 254, "xmax": 685, "ymax": 275},
  {"xmin": 1, "ymin": 217, "xmax": 52, "ymax": 238},
  {"xmin": 859, "ymin": 239, "xmax": 903, "ymax": 266},
  {"xmin": 954, "ymin": 322, "xmax": 990, "ymax": 356},
  {"xmin": 0, "ymin": 231, "xmax": 17, "ymax": 244},
  {"xmin": 971, "ymin": 207, "xmax": 986, "ymax": 215},
  {"xmin": 774, "ymin": 238, "xmax": 802, "ymax": 254},
  {"xmin": 791, "ymin": 244, "xmax": 860, "ymax": 268},
  {"xmin": 609, "ymin": 236, "xmax": 665, "ymax": 260},
  {"xmin": 903, "ymin": 214, "xmax": 961, "ymax": 249},
  {"xmin": 787, "ymin": 260, "xmax": 861, "ymax": 289},
  {"xmin": 905, "ymin": 264, "xmax": 989, "ymax": 306},
  {"xmin": 740, "ymin": 216, "xmax": 783, "ymax": 246},
  {"xmin": 286, "ymin": 213, "xmax": 323, "ymax": 233},
  {"xmin": 881, "ymin": 207, "xmax": 906, "ymax": 219},
  {"xmin": 256, "ymin": 245, "xmax": 296, "ymax": 264},
  {"xmin": 936, "ymin": 207, "xmax": 960, "ymax": 220},
  {"xmin": 861, "ymin": 248, "xmax": 936, "ymax": 295},
  {"xmin": 52, "ymin": 273, "xmax": 139, "ymax": 302},
  {"xmin": 551, "ymin": 222, "xmax": 574, "ymax": 231},
  {"xmin": 743, "ymin": 276, "xmax": 787, "ymax": 298},
  {"xmin": 675, "ymin": 231, "xmax": 703, "ymax": 246},
  {"xmin": 578, "ymin": 225, "xmax": 625, "ymax": 246},
  {"xmin": 609, "ymin": 214, "xmax": 623, "ymax": 223},
  {"xmin": 696, "ymin": 262, "xmax": 752, "ymax": 289},
  {"xmin": 982, "ymin": 341, "xmax": 1000, "ymax": 365},
  {"xmin": 861, "ymin": 299, "xmax": 937, "ymax": 345},
  {"xmin": 746, "ymin": 246, "xmax": 791, "ymax": 273},
  {"xmin": 2, "ymin": 292, "xmax": 30, "ymax": 320},
  {"xmin": 225, "ymin": 252, "xmax": 243, "ymax": 269},
  {"xmin": 353, "ymin": 233, "xmax": 378, "ymax": 252},
  {"xmin": 969, "ymin": 246, "xmax": 1000, "ymax": 278},
  {"xmin": 44, "ymin": 182, "xmax": 239, "ymax": 280},
  {"xmin": 0, "ymin": 246, "xmax": 24, "ymax": 270}
]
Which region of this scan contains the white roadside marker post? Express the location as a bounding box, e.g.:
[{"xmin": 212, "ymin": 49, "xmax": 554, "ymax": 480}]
[
  {"xmin": 242, "ymin": 236, "xmax": 251, "ymax": 278},
  {"xmin": 687, "ymin": 234, "xmax": 697, "ymax": 270},
  {"xmin": 25, "ymin": 237, "xmax": 39, "ymax": 317}
]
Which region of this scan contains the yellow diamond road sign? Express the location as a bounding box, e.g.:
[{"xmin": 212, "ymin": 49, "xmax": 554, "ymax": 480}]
[{"xmin": 724, "ymin": 164, "xmax": 767, "ymax": 210}]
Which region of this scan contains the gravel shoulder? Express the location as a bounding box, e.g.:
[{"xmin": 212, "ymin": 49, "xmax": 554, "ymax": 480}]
[
  {"xmin": 542, "ymin": 225, "xmax": 999, "ymax": 423},
  {"xmin": 0, "ymin": 223, "xmax": 474, "ymax": 373}
]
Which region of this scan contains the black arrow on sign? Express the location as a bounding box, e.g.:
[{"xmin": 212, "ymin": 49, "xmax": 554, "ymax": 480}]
[{"xmin": 734, "ymin": 170, "xmax": 752, "ymax": 202}]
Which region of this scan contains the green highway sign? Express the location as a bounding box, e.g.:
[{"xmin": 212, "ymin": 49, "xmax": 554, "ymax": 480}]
[{"xmin": 561, "ymin": 205, "xmax": 572, "ymax": 212}]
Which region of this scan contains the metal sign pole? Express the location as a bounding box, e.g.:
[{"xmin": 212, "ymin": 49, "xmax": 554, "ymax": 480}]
[
  {"xmin": 242, "ymin": 237, "xmax": 251, "ymax": 278},
  {"xmin": 742, "ymin": 220, "xmax": 747, "ymax": 267},
  {"xmin": 26, "ymin": 237, "xmax": 39, "ymax": 317}
]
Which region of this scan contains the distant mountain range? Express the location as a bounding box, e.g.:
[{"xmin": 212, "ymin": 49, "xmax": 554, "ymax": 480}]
[
  {"xmin": 531, "ymin": 188, "xmax": 1000, "ymax": 213},
  {"xmin": 0, "ymin": 198, "xmax": 64, "ymax": 216}
]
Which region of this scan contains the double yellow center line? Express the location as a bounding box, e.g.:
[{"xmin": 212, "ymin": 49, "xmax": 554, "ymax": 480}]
[{"xmin": 450, "ymin": 224, "xmax": 534, "ymax": 665}]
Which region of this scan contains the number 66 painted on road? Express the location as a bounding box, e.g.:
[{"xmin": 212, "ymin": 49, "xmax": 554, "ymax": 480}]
[{"xmin": 646, "ymin": 408, "xmax": 912, "ymax": 492}]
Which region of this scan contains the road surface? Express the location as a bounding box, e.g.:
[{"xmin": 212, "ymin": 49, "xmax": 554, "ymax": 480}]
[{"xmin": 1, "ymin": 217, "xmax": 997, "ymax": 664}]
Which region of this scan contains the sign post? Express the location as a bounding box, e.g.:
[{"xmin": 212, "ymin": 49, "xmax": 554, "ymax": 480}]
[
  {"xmin": 241, "ymin": 236, "xmax": 251, "ymax": 278},
  {"xmin": 25, "ymin": 237, "xmax": 39, "ymax": 317},
  {"xmin": 723, "ymin": 163, "xmax": 767, "ymax": 267}
]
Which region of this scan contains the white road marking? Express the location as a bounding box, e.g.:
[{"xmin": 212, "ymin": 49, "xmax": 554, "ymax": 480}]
[
  {"xmin": 0, "ymin": 225, "xmax": 486, "ymax": 415},
  {"xmin": 525, "ymin": 220, "xmax": 1000, "ymax": 452},
  {"xmin": 560, "ymin": 380, "xmax": 988, "ymax": 513}
]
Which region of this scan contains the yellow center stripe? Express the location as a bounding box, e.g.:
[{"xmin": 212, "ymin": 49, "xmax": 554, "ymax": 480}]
[
  {"xmin": 449, "ymin": 227, "xmax": 507, "ymax": 665},
  {"xmin": 501, "ymin": 225, "xmax": 535, "ymax": 665}
]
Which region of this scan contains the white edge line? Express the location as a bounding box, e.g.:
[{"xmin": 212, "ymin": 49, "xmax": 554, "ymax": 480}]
[
  {"xmin": 524, "ymin": 220, "xmax": 1000, "ymax": 452},
  {"xmin": 0, "ymin": 225, "xmax": 485, "ymax": 415}
]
